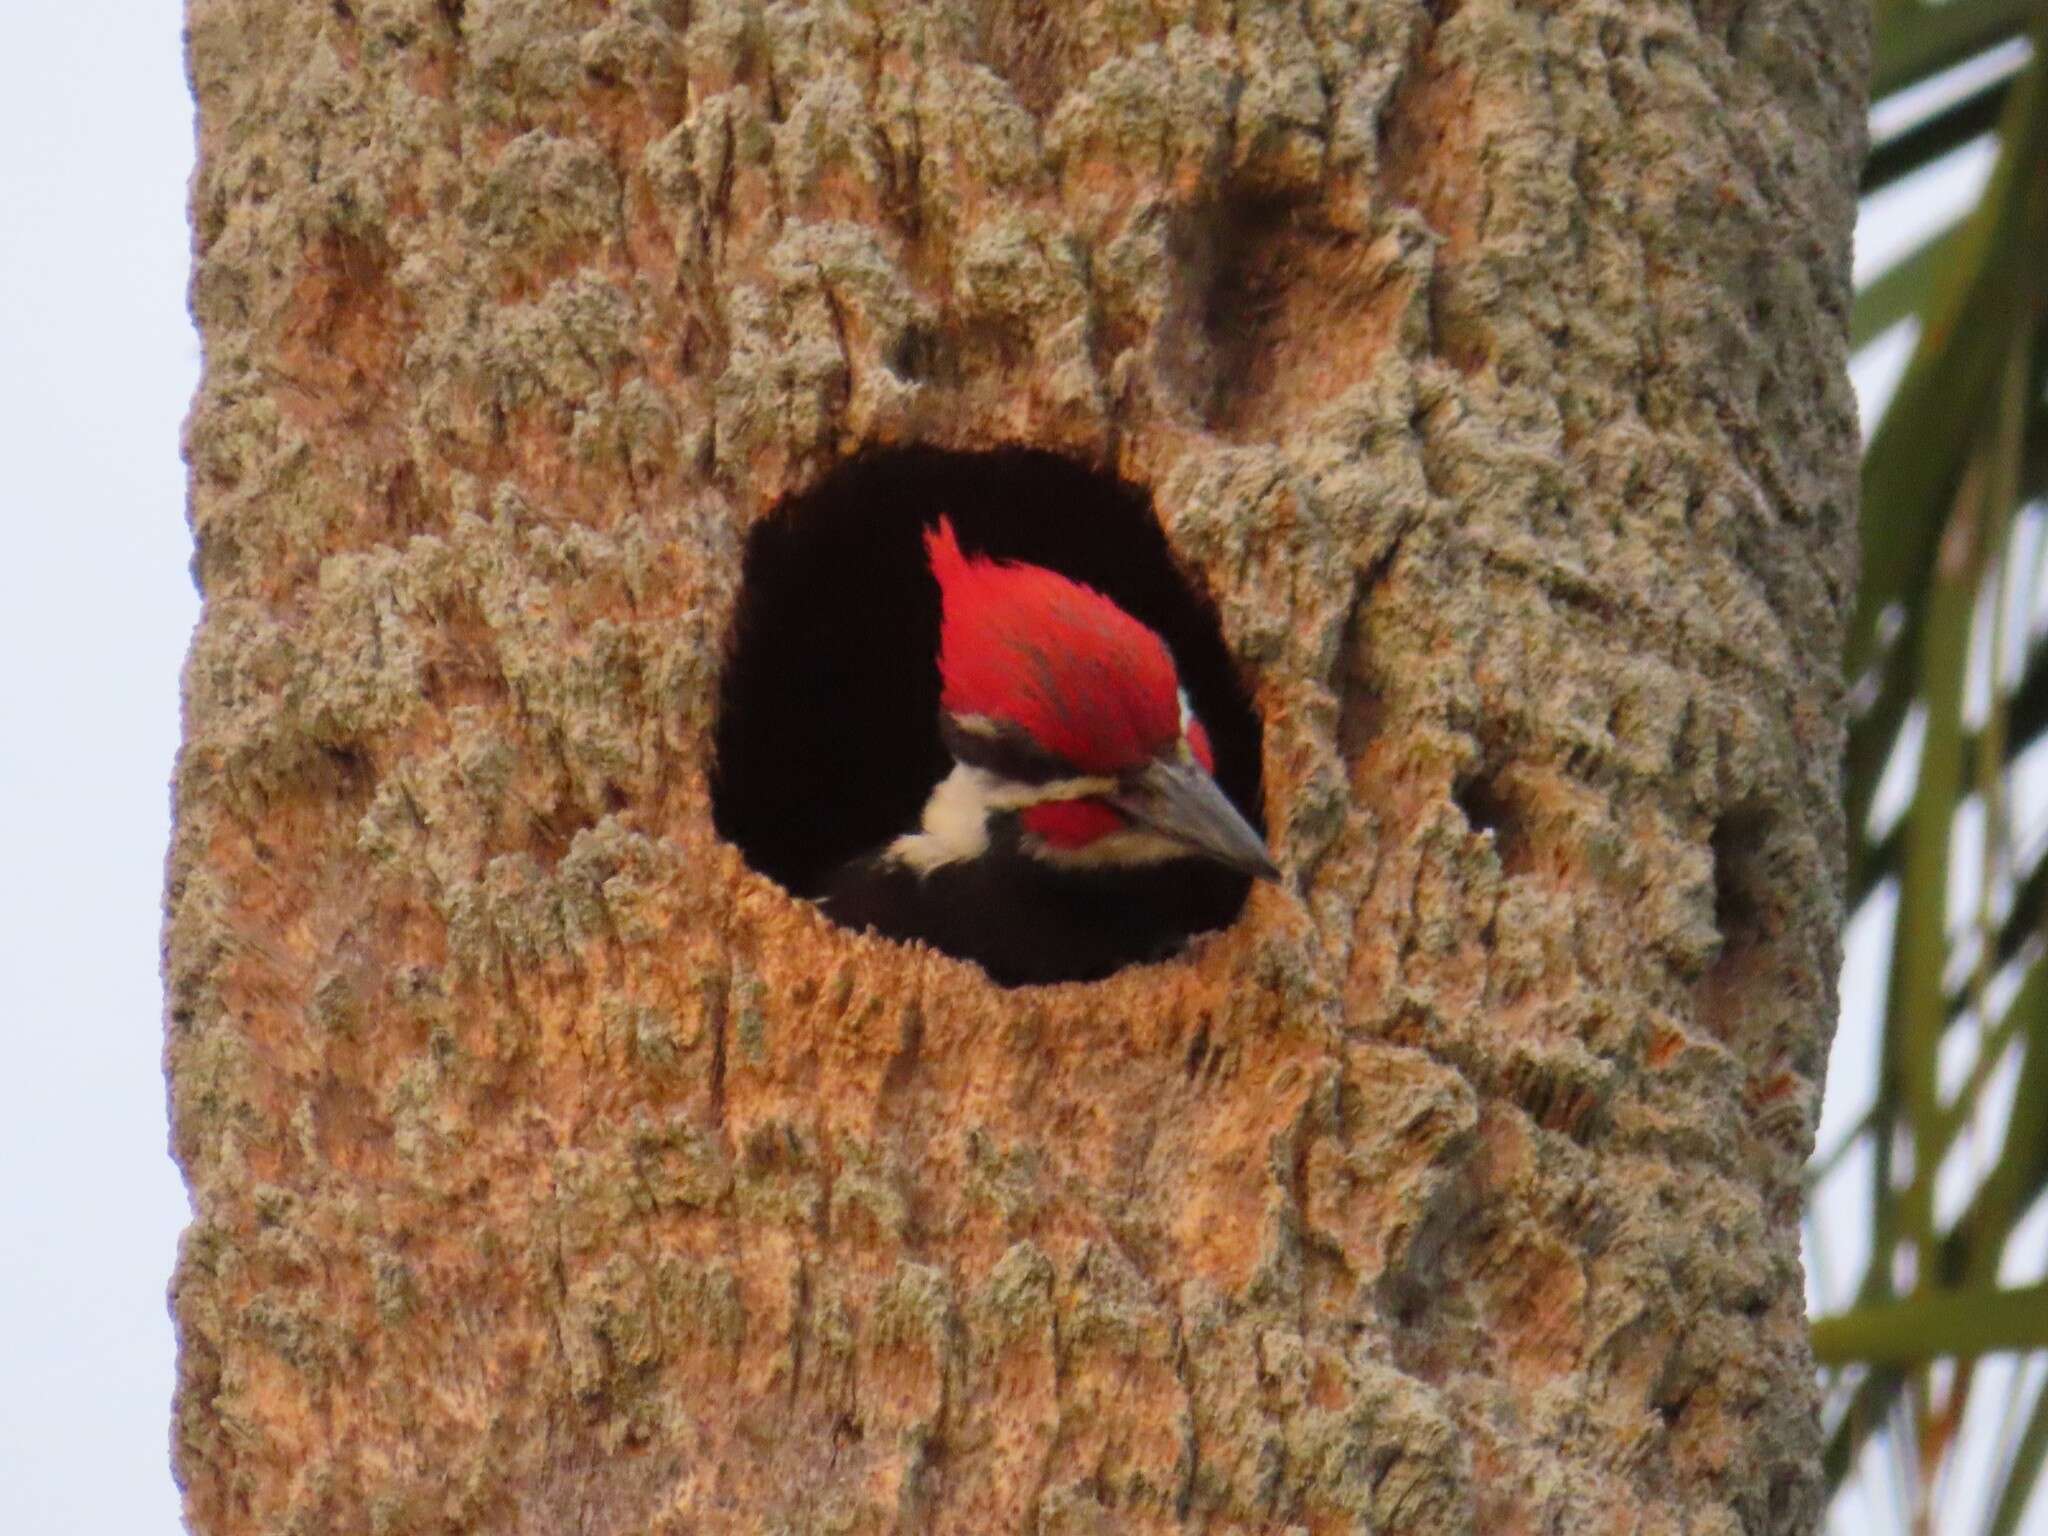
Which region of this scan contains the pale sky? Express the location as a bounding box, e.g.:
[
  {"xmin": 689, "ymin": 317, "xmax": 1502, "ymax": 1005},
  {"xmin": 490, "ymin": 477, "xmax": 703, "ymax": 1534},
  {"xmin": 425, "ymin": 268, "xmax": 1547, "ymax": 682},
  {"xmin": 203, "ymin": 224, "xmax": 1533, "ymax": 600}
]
[
  {"xmin": 0, "ymin": 4, "xmax": 197, "ymax": 1533},
  {"xmin": 0, "ymin": 6, "xmax": 2031, "ymax": 1533}
]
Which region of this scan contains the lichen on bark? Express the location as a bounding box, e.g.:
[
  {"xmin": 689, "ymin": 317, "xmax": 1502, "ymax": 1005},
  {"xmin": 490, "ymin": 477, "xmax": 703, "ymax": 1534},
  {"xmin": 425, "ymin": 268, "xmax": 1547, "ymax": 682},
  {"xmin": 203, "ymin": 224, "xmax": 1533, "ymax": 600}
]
[{"xmin": 170, "ymin": 0, "xmax": 1864, "ymax": 1531}]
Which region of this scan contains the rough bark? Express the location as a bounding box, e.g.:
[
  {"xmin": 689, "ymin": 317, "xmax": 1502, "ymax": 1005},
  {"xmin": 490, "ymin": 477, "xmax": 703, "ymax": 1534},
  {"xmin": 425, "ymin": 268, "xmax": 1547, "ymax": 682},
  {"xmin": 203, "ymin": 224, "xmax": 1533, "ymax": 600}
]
[{"xmin": 169, "ymin": 1, "xmax": 1865, "ymax": 1532}]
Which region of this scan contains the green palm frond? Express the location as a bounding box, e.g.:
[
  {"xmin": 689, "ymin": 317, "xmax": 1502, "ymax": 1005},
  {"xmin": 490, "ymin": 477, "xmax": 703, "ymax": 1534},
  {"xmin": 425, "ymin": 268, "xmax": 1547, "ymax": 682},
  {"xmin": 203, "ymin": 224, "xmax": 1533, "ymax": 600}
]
[{"xmin": 1814, "ymin": 5, "xmax": 2048, "ymax": 1531}]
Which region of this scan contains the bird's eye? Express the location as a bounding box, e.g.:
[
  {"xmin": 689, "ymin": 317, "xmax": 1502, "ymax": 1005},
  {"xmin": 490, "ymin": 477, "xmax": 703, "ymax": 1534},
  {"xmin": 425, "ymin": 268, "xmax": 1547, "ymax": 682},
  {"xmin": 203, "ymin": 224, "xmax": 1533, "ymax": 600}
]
[{"xmin": 1020, "ymin": 798, "xmax": 1127, "ymax": 849}]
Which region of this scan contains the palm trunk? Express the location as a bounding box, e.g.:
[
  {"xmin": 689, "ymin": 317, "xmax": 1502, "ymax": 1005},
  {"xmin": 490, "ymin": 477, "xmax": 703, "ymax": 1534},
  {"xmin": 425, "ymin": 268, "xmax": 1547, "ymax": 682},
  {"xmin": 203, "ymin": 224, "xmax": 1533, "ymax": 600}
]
[{"xmin": 169, "ymin": 1, "xmax": 1866, "ymax": 1530}]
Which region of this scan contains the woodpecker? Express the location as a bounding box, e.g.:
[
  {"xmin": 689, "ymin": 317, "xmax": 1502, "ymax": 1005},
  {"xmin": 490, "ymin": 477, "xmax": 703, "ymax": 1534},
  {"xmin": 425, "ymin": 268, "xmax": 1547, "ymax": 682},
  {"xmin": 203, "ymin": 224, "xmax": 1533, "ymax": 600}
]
[{"xmin": 820, "ymin": 518, "xmax": 1278, "ymax": 986}]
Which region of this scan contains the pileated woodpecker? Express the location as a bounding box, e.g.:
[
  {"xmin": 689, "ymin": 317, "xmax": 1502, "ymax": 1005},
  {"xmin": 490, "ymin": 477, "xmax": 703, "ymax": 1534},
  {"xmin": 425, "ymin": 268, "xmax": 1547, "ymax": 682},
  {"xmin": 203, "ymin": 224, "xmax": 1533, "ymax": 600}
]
[{"xmin": 820, "ymin": 518, "xmax": 1278, "ymax": 986}]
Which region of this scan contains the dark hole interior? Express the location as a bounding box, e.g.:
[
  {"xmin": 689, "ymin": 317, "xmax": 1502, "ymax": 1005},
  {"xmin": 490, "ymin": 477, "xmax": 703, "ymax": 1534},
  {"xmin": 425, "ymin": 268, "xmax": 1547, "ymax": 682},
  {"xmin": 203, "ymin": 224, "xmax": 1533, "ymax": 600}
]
[
  {"xmin": 711, "ymin": 446, "xmax": 1267, "ymax": 927},
  {"xmin": 1710, "ymin": 804, "xmax": 1773, "ymax": 955},
  {"xmin": 1454, "ymin": 773, "xmax": 1513, "ymax": 845}
]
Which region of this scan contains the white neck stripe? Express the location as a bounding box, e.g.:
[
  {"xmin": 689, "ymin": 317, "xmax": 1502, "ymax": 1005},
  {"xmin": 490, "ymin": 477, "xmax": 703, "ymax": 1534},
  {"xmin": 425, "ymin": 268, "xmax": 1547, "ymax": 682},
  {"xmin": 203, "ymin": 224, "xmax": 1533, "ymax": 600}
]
[{"xmin": 886, "ymin": 762, "xmax": 1121, "ymax": 874}]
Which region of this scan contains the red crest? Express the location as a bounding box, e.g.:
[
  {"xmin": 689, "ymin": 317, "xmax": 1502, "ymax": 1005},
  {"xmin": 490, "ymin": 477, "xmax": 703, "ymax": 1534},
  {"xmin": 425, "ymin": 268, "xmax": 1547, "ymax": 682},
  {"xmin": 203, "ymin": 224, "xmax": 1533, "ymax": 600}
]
[{"xmin": 926, "ymin": 518, "xmax": 1183, "ymax": 774}]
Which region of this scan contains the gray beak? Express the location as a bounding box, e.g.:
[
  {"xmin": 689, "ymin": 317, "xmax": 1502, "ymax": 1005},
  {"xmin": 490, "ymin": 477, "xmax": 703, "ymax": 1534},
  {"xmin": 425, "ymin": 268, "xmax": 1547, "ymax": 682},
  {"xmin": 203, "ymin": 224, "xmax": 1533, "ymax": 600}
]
[{"xmin": 1112, "ymin": 758, "xmax": 1281, "ymax": 882}]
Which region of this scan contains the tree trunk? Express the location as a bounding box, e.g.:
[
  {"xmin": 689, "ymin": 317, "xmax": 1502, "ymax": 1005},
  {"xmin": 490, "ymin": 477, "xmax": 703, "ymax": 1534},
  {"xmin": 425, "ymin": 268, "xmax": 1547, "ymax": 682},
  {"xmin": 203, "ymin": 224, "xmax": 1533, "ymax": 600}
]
[{"xmin": 169, "ymin": 2, "xmax": 1865, "ymax": 1532}]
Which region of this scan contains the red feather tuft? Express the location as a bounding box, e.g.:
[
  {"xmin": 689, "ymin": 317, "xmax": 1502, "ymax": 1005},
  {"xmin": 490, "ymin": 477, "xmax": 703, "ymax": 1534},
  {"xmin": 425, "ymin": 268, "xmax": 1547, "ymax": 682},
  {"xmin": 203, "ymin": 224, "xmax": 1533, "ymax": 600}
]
[{"xmin": 926, "ymin": 517, "xmax": 1182, "ymax": 774}]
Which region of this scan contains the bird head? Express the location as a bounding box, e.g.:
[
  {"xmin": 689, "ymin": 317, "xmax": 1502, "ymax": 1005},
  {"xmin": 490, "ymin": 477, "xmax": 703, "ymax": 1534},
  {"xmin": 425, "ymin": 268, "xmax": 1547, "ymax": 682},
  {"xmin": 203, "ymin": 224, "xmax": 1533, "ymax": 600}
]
[{"xmin": 903, "ymin": 517, "xmax": 1279, "ymax": 881}]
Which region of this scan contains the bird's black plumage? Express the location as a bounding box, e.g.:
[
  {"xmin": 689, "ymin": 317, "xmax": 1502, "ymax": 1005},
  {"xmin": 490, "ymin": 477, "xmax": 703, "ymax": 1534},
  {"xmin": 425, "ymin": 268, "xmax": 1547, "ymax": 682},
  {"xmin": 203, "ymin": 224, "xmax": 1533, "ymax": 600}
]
[{"xmin": 819, "ymin": 813, "xmax": 1251, "ymax": 987}]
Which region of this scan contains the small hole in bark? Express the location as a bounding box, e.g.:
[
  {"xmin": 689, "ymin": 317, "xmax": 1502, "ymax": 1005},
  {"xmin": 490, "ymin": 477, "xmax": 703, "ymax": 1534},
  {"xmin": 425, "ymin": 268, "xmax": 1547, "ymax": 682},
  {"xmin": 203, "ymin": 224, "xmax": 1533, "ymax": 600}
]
[
  {"xmin": 1710, "ymin": 804, "xmax": 1772, "ymax": 956},
  {"xmin": 1695, "ymin": 803, "xmax": 1776, "ymax": 1039},
  {"xmin": 711, "ymin": 447, "xmax": 1266, "ymax": 981},
  {"xmin": 1453, "ymin": 771, "xmax": 1517, "ymax": 858},
  {"xmin": 889, "ymin": 325, "xmax": 933, "ymax": 382}
]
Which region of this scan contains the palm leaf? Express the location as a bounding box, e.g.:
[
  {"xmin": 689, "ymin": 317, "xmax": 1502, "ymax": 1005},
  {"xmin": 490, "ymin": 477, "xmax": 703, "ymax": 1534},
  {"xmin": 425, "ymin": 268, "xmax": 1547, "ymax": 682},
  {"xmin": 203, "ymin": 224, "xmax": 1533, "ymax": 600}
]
[{"xmin": 1813, "ymin": 5, "xmax": 2048, "ymax": 1532}]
